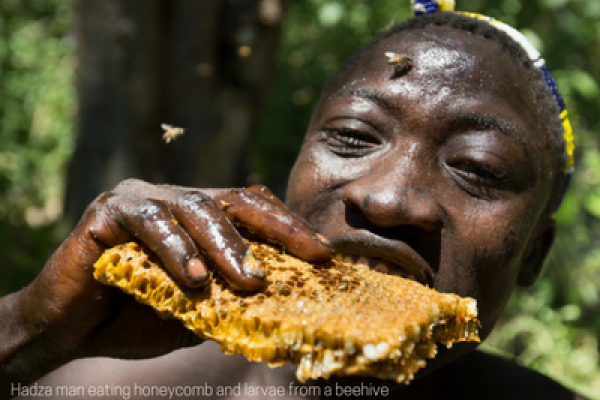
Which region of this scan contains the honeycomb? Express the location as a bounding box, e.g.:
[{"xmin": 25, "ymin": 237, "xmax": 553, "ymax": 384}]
[{"xmin": 93, "ymin": 241, "xmax": 479, "ymax": 384}]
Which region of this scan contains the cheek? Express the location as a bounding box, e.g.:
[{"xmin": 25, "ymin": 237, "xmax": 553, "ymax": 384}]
[
  {"xmin": 286, "ymin": 147, "xmax": 331, "ymax": 216},
  {"xmin": 287, "ymin": 146, "xmax": 350, "ymax": 232},
  {"xmin": 438, "ymin": 203, "xmax": 532, "ymax": 338}
]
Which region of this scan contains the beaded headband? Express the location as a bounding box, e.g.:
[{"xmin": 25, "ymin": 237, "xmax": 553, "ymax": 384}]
[{"xmin": 411, "ymin": 0, "xmax": 574, "ymax": 212}]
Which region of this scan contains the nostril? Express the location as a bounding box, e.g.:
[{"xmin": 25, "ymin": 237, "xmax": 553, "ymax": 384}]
[
  {"xmin": 343, "ymin": 182, "xmax": 442, "ymax": 233},
  {"xmin": 342, "ymin": 194, "xmax": 360, "ymax": 211}
]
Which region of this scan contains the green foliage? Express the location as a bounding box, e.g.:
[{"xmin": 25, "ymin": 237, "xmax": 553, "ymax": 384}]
[
  {"xmin": 0, "ymin": 0, "xmax": 74, "ymax": 225},
  {"xmin": 255, "ymin": 0, "xmax": 600, "ymax": 397},
  {"xmin": 0, "ymin": 1, "xmax": 74, "ymax": 292}
]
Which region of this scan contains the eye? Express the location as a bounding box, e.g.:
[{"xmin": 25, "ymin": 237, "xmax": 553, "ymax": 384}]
[
  {"xmin": 443, "ymin": 131, "xmax": 531, "ymax": 199},
  {"xmin": 454, "ymin": 160, "xmax": 505, "ymax": 182},
  {"xmin": 448, "ymin": 159, "xmax": 511, "ymax": 198},
  {"xmin": 321, "ymin": 128, "xmax": 380, "ymax": 157}
]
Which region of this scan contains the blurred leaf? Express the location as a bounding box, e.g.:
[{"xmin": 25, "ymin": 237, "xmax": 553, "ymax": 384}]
[
  {"xmin": 571, "ymin": 70, "xmax": 599, "ymax": 99},
  {"xmin": 541, "ymin": 0, "xmax": 570, "ymax": 9},
  {"xmin": 318, "ymin": 1, "xmax": 344, "ymax": 27},
  {"xmin": 1, "ymin": 0, "xmax": 74, "ymax": 294}
]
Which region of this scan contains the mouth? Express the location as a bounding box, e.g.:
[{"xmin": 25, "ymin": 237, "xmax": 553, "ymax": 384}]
[
  {"xmin": 330, "ymin": 232, "xmax": 435, "ymax": 287},
  {"xmin": 335, "ymin": 254, "xmax": 420, "ymax": 280}
]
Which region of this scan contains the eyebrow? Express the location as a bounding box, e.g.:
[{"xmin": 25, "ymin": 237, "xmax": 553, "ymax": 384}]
[
  {"xmin": 450, "ymin": 112, "xmax": 528, "ymax": 151},
  {"xmin": 326, "ymin": 87, "xmax": 393, "ymax": 111}
]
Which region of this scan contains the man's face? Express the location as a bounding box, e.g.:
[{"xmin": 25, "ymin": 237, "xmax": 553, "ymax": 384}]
[{"xmin": 286, "ymin": 27, "xmax": 554, "ymax": 355}]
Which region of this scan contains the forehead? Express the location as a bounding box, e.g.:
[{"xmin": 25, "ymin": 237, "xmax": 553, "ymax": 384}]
[{"xmin": 330, "ymin": 27, "xmax": 530, "ymax": 104}]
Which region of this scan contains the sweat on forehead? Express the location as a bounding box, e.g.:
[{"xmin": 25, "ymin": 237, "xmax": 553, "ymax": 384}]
[
  {"xmin": 325, "ymin": 37, "xmax": 525, "ymax": 112},
  {"xmin": 324, "ymin": 18, "xmax": 531, "ymax": 97}
]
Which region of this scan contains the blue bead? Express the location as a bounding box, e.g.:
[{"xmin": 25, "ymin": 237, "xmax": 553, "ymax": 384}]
[
  {"xmin": 540, "ymin": 65, "xmax": 565, "ymax": 112},
  {"xmin": 413, "ymin": 0, "xmax": 441, "ymax": 16}
]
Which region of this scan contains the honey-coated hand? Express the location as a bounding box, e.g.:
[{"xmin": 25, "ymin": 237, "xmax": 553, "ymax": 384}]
[{"xmin": 0, "ymin": 179, "xmax": 332, "ymax": 388}]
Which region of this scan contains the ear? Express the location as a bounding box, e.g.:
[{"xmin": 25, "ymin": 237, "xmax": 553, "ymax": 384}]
[{"xmin": 517, "ymin": 218, "xmax": 556, "ymax": 288}]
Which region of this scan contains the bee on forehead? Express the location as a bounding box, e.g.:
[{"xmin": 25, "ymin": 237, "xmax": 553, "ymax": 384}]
[
  {"xmin": 161, "ymin": 124, "xmax": 185, "ymax": 144},
  {"xmin": 384, "ymin": 52, "xmax": 413, "ymax": 76}
]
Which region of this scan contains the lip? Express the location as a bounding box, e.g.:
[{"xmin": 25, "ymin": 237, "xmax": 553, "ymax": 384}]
[{"xmin": 329, "ymin": 231, "xmax": 434, "ymax": 287}]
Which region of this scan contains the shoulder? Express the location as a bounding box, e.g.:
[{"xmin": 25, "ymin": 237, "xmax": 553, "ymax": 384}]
[{"xmin": 430, "ymin": 350, "xmax": 588, "ymax": 400}]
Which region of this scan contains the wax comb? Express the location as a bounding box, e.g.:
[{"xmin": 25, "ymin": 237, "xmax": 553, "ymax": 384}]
[{"xmin": 93, "ymin": 241, "xmax": 479, "ymax": 383}]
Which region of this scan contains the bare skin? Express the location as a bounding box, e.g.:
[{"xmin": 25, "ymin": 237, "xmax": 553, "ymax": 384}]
[{"xmin": 0, "ymin": 26, "xmax": 589, "ymax": 400}]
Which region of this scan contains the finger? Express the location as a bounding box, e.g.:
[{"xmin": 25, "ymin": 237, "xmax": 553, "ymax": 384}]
[
  {"xmin": 166, "ymin": 192, "xmax": 267, "ymax": 292},
  {"xmin": 103, "ymin": 194, "xmax": 210, "ymax": 288},
  {"xmin": 245, "ymin": 184, "xmax": 286, "ymax": 207},
  {"xmin": 214, "ymin": 189, "xmax": 332, "ymax": 262},
  {"xmin": 85, "ymin": 192, "xmax": 135, "ymax": 246}
]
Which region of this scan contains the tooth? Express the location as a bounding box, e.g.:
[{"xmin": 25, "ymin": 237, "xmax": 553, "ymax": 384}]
[
  {"xmin": 372, "ymin": 263, "xmax": 389, "ymax": 274},
  {"xmin": 341, "ymin": 255, "xmax": 354, "ymax": 265},
  {"xmin": 355, "ymin": 256, "xmax": 370, "ymax": 269}
]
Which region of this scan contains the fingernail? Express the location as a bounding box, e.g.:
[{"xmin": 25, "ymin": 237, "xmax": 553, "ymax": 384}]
[
  {"xmin": 187, "ymin": 257, "xmax": 209, "ymax": 282},
  {"xmin": 242, "ymin": 250, "xmax": 265, "ymax": 279},
  {"xmin": 316, "ymin": 233, "xmax": 331, "ymax": 247}
]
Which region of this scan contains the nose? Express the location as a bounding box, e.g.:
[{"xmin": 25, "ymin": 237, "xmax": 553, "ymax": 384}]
[{"xmin": 342, "ymin": 165, "xmax": 442, "ymax": 233}]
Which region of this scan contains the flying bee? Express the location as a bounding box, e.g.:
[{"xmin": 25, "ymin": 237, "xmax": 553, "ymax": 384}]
[
  {"xmin": 161, "ymin": 124, "xmax": 185, "ymax": 144},
  {"xmin": 384, "ymin": 52, "xmax": 413, "ymax": 76}
]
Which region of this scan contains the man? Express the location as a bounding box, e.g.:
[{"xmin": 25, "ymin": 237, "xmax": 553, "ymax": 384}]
[{"xmin": 0, "ymin": 3, "xmax": 587, "ymax": 399}]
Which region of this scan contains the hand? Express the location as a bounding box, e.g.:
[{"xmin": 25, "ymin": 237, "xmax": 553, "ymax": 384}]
[{"xmin": 10, "ymin": 179, "xmax": 332, "ymax": 366}]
